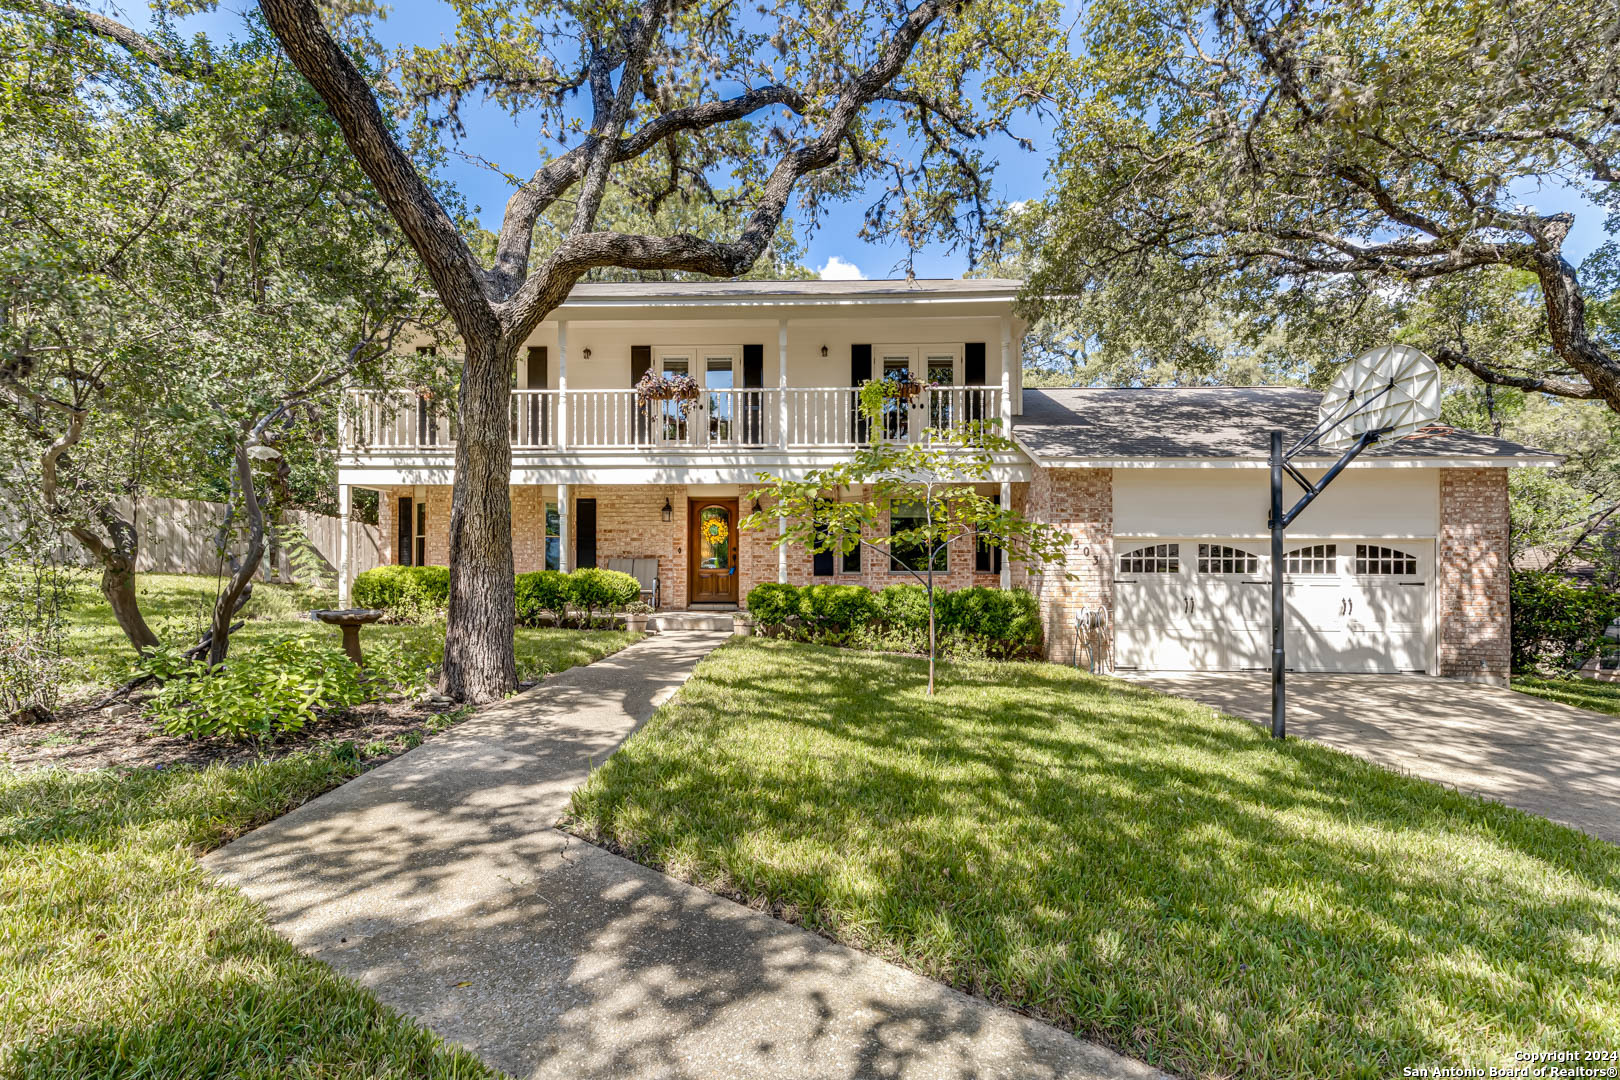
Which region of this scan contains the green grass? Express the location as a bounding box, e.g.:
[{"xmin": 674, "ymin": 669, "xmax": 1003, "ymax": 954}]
[
  {"xmin": 1514, "ymin": 674, "xmax": 1620, "ymax": 716},
  {"xmin": 55, "ymin": 571, "xmax": 639, "ymax": 699},
  {"xmin": 568, "ymin": 639, "xmax": 1620, "ymax": 1080},
  {"xmin": 0, "ymin": 752, "xmax": 499, "ymax": 1077}
]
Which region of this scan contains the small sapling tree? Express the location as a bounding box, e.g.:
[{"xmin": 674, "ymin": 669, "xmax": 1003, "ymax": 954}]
[{"xmin": 741, "ymin": 392, "xmax": 1072, "ymax": 694}]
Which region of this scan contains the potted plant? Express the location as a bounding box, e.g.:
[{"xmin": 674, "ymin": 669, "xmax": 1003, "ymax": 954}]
[
  {"xmin": 732, "ymin": 611, "xmax": 755, "ymax": 637},
  {"xmin": 635, "ymin": 369, "xmax": 701, "ymax": 415},
  {"xmin": 881, "ymin": 370, "xmax": 926, "ymax": 401},
  {"xmin": 623, "ymin": 601, "xmax": 653, "ymax": 634}
]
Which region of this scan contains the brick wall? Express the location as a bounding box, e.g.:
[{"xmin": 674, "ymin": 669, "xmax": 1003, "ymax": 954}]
[
  {"xmin": 375, "ymin": 486, "xmax": 452, "ymax": 567},
  {"xmin": 557, "ymin": 484, "xmax": 690, "ymax": 609},
  {"xmin": 1024, "ymin": 467, "xmax": 1113, "ymax": 665},
  {"xmin": 1438, "ymin": 468, "xmax": 1511, "ymax": 683}
]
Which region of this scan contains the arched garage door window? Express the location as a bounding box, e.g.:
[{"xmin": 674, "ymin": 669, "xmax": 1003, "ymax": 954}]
[
  {"xmin": 1354, "ymin": 544, "xmax": 1419, "ymax": 576},
  {"xmin": 1197, "ymin": 544, "xmax": 1258, "ymax": 575},
  {"xmin": 1119, "ymin": 543, "xmax": 1179, "ymax": 574},
  {"xmin": 1285, "ymin": 544, "xmax": 1337, "ymax": 575}
]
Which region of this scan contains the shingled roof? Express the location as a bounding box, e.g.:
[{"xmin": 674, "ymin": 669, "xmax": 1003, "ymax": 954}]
[{"xmin": 1016, "ymin": 387, "xmax": 1557, "ymax": 463}]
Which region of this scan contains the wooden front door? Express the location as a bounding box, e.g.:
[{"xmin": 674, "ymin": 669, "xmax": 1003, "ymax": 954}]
[{"xmin": 689, "ymin": 498, "xmax": 739, "ymax": 605}]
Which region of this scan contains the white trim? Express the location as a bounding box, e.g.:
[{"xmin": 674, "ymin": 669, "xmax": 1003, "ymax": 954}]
[
  {"xmin": 1019, "ymin": 445, "xmax": 1559, "ymax": 470},
  {"xmin": 337, "ymin": 484, "xmax": 351, "ymax": 607},
  {"xmin": 550, "ymin": 292, "xmax": 1021, "ymax": 313}
]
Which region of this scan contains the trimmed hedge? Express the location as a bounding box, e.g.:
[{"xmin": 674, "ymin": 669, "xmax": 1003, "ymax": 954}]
[
  {"xmin": 568, "ymin": 568, "xmax": 641, "ymax": 620},
  {"xmin": 515, "ymin": 570, "xmax": 571, "ymax": 627},
  {"xmin": 352, "ymin": 565, "xmax": 450, "ymax": 614},
  {"xmin": 744, "ymin": 581, "xmax": 1043, "ymax": 659},
  {"xmin": 1510, "ymin": 570, "xmax": 1620, "ymax": 674}
]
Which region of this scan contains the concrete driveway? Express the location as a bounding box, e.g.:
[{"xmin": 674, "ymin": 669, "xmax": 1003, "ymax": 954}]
[{"xmin": 1130, "ymin": 673, "xmax": 1620, "ymax": 845}]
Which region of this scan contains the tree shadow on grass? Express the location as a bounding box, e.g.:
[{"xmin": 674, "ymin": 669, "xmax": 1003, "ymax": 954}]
[{"xmin": 570, "ymin": 640, "xmax": 1620, "ymax": 1079}]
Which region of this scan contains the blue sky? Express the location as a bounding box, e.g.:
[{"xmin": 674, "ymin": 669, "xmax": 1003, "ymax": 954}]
[{"xmin": 149, "ymin": 0, "xmax": 1607, "ymax": 282}]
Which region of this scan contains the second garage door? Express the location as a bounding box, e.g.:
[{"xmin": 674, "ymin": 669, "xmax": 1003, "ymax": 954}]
[{"xmin": 1113, "ymin": 538, "xmax": 1431, "ymax": 673}]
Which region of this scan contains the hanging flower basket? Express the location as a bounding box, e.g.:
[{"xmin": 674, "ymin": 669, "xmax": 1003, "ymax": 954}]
[
  {"xmin": 881, "ymin": 372, "xmax": 926, "ymax": 400},
  {"xmin": 636, "ymin": 370, "xmax": 701, "ymax": 416}
]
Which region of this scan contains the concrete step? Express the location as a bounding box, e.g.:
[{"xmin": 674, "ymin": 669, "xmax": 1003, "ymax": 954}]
[{"xmin": 649, "ymin": 610, "xmax": 740, "ymax": 632}]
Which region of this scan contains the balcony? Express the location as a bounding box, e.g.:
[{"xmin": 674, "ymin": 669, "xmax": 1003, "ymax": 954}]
[{"xmin": 344, "ymin": 386, "xmax": 1005, "ymax": 453}]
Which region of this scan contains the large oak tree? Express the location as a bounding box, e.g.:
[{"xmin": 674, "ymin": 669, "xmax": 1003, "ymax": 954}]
[{"xmin": 1027, "ymin": 0, "xmax": 1618, "ymax": 407}]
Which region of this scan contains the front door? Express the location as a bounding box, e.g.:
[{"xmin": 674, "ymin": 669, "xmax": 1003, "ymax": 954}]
[{"xmin": 689, "ymin": 499, "xmax": 739, "ymax": 604}]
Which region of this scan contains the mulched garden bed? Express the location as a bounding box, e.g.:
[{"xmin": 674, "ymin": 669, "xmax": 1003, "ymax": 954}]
[{"xmin": 0, "ymin": 681, "xmax": 544, "ymax": 772}]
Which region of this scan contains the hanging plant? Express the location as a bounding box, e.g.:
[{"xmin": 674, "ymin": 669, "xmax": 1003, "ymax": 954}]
[
  {"xmin": 881, "ymin": 370, "xmax": 926, "ymax": 400},
  {"xmin": 635, "ymin": 369, "xmax": 701, "ymax": 415}
]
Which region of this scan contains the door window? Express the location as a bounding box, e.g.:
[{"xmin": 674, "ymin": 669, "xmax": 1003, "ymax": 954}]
[
  {"xmin": 1119, "ymin": 543, "xmax": 1179, "ymax": 574},
  {"xmin": 1284, "ymin": 544, "xmax": 1337, "ymax": 575},
  {"xmin": 926, "ymin": 354, "xmax": 956, "ymax": 427},
  {"xmin": 697, "ymin": 505, "xmax": 732, "ymax": 570},
  {"xmin": 1354, "ymin": 544, "xmax": 1418, "ymax": 576},
  {"xmin": 660, "ymin": 357, "xmax": 690, "ymax": 440},
  {"xmin": 706, "ymin": 356, "xmax": 734, "ymax": 441},
  {"xmin": 1196, "ymin": 544, "xmax": 1258, "ymax": 575}
]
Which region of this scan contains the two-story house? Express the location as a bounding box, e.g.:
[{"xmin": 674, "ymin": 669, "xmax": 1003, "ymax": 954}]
[{"xmin": 336, "ymin": 278, "xmax": 1555, "ymax": 683}]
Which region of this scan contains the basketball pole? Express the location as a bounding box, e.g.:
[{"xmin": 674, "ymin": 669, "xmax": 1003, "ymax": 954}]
[
  {"xmin": 1269, "ymin": 432, "xmax": 1286, "ymax": 739},
  {"xmin": 1268, "ymin": 425, "xmax": 1388, "ymax": 740}
]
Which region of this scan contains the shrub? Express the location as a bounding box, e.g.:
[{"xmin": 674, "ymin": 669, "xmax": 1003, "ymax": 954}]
[
  {"xmin": 874, "ymin": 584, "xmax": 930, "ymax": 632},
  {"xmin": 142, "ymin": 636, "xmax": 369, "ymax": 741},
  {"xmin": 798, "ymin": 584, "xmax": 878, "ymax": 636},
  {"xmin": 568, "ymin": 568, "xmax": 641, "ymax": 625},
  {"xmin": 746, "ymin": 583, "xmax": 800, "ymax": 630},
  {"xmin": 515, "ymin": 570, "xmax": 571, "ymax": 627},
  {"xmin": 937, "ymin": 586, "xmax": 1042, "ymax": 658},
  {"xmin": 1510, "ymin": 571, "xmax": 1620, "ymax": 674},
  {"xmin": 352, "ymin": 565, "xmax": 451, "ymax": 620}
]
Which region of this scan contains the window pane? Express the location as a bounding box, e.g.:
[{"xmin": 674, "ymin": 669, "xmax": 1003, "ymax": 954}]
[
  {"xmin": 698, "ymin": 506, "xmax": 732, "ymax": 569},
  {"xmin": 1119, "ymin": 543, "xmax": 1180, "ymax": 574},
  {"xmin": 545, "ymin": 536, "xmax": 560, "ymax": 572},
  {"xmin": 890, "ymin": 501, "xmax": 946, "ymax": 572},
  {"xmin": 545, "ymin": 502, "xmax": 560, "ymax": 538}
]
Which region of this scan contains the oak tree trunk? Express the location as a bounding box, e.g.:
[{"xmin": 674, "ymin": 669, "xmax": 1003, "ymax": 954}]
[
  {"xmin": 440, "ymin": 333, "xmax": 518, "ymax": 702},
  {"xmin": 99, "ymin": 554, "xmax": 160, "ymax": 652}
]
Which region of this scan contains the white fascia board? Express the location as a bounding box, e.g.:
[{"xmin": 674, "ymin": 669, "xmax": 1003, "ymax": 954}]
[
  {"xmin": 1025, "ymin": 454, "xmax": 1560, "ymax": 470},
  {"xmin": 550, "ymin": 292, "xmax": 1020, "ymax": 313},
  {"xmin": 340, "ymin": 454, "xmax": 1034, "ymax": 487}
]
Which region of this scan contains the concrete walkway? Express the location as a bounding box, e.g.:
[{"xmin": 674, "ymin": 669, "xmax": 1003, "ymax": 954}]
[
  {"xmin": 1132, "ymin": 673, "xmax": 1620, "ymax": 844},
  {"xmin": 207, "ymin": 632, "xmax": 1160, "ymax": 1080}
]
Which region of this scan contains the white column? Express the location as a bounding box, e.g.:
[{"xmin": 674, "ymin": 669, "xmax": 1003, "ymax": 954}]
[
  {"xmin": 777, "ymin": 317, "xmax": 790, "ymax": 449},
  {"xmin": 778, "ymin": 512, "xmax": 788, "ymax": 584},
  {"xmin": 558, "ymin": 482, "xmax": 572, "ymax": 573},
  {"xmin": 999, "ymin": 480, "xmax": 1012, "ymax": 590},
  {"xmin": 999, "ymin": 313, "xmax": 1014, "ymax": 435},
  {"xmin": 556, "ymin": 321, "xmax": 569, "ymax": 451},
  {"xmin": 337, "ymin": 483, "xmax": 352, "ymax": 607}
]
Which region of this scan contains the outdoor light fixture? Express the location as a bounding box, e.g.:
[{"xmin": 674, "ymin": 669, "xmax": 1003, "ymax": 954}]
[
  {"xmin": 820, "ymin": 344, "xmax": 829, "ymax": 357},
  {"xmin": 661, "ymin": 498, "xmax": 673, "ymax": 522},
  {"xmin": 582, "ymin": 347, "xmax": 592, "ymax": 359}
]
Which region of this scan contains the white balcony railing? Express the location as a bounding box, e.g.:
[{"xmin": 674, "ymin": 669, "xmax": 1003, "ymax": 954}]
[{"xmin": 344, "ymin": 386, "xmax": 1003, "ymax": 453}]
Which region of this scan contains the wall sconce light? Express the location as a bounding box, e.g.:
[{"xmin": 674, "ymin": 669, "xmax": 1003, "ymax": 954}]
[
  {"xmin": 661, "ymin": 498, "xmax": 673, "ymax": 522},
  {"xmin": 820, "ymin": 344, "xmax": 829, "ymax": 358},
  {"xmin": 581, "ymin": 347, "xmax": 592, "ymax": 360},
  {"xmin": 750, "ymin": 497, "xmax": 762, "ymax": 515}
]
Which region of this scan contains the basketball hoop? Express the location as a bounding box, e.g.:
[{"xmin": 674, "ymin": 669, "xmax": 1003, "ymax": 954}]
[{"xmin": 1267, "ymin": 345, "xmax": 1442, "ymax": 739}]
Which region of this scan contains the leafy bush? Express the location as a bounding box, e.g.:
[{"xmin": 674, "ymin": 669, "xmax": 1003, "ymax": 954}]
[
  {"xmin": 874, "ymin": 584, "xmax": 930, "ymax": 632},
  {"xmin": 142, "ymin": 636, "xmax": 370, "ymax": 741},
  {"xmin": 746, "ymin": 583, "xmax": 800, "ymax": 630},
  {"xmin": 515, "ymin": 570, "xmax": 571, "ymax": 627},
  {"xmin": 1510, "ymin": 571, "xmax": 1620, "ymax": 674},
  {"xmin": 352, "ymin": 565, "xmax": 451, "ymax": 621},
  {"xmin": 568, "ymin": 568, "xmax": 641, "ymax": 625},
  {"xmin": 798, "ymin": 584, "xmax": 879, "ymax": 637},
  {"xmin": 937, "ymin": 587, "xmax": 1042, "ymax": 658},
  {"xmin": 0, "ymin": 560, "xmax": 69, "ymax": 722}
]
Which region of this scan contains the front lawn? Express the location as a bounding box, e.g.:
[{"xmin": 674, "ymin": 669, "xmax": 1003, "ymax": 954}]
[
  {"xmin": 1514, "ymin": 674, "xmax": 1620, "ymax": 716},
  {"xmin": 54, "ymin": 571, "xmax": 638, "ymax": 700},
  {"xmin": 0, "ymin": 752, "xmax": 497, "ymax": 1076},
  {"xmin": 568, "ymin": 639, "xmax": 1620, "ymax": 1079}
]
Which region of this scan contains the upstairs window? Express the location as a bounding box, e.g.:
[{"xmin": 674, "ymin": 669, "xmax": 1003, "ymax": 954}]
[
  {"xmin": 1197, "ymin": 544, "xmax": 1259, "ymax": 575},
  {"xmin": 1119, "ymin": 543, "xmax": 1179, "ymax": 574},
  {"xmin": 1355, "ymin": 544, "xmax": 1418, "ymax": 576},
  {"xmin": 1285, "ymin": 544, "xmax": 1337, "ymax": 575}
]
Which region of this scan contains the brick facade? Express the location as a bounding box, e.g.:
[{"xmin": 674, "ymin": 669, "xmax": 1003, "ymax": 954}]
[
  {"xmin": 1438, "ymin": 468, "xmax": 1511, "ymax": 683},
  {"xmin": 1023, "ymin": 468, "xmax": 1113, "ymax": 665}
]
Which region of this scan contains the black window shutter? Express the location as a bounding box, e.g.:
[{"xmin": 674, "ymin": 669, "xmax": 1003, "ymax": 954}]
[
  {"xmin": 976, "ymin": 493, "xmax": 1001, "ymax": 573},
  {"xmin": 964, "ymin": 342, "xmax": 986, "ymax": 384},
  {"xmin": 397, "ymin": 496, "xmax": 413, "ymax": 566},
  {"xmin": 851, "ymin": 343, "xmax": 872, "ymax": 383},
  {"xmin": 630, "ymin": 345, "xmax": 652, "ymax": 441},
  {"xmin": 813, "ymin": 549, "xmax": 835, "ymax": 576},
  {"xmin": 742, "ymin": 344, "xmax": 764, "ymax": 387},
  {"xmin": 526, "ymin": 346, "xmax": 548, "ymax": 387},
  {"xmin": 851, "ymin": 344, "xmax": 872, "ymax": 441},
  {"xmin": 576, "ymin": 498, "xmax": 597, "ymax": 569}
]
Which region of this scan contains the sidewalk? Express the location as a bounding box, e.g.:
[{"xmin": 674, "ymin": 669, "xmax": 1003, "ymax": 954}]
[{"xmin": 206, "ymin": 631, "xmax": 1162, "ymax": 1079}]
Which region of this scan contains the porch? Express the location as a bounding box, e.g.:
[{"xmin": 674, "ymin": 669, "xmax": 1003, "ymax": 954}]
[{"xmin": 344, "ymin": 385, "xmax": 1007, "ymax": 453}]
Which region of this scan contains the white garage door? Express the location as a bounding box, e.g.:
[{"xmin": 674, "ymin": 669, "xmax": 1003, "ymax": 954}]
[{"xmin": 1113, "ymin": 538, "xmax": 1431, "ymax": 673}]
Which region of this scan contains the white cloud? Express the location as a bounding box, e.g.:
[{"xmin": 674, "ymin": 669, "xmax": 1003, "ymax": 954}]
[{"xmin": 817, "ymin": 255, "xmax": 867, "ymax": 280}]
